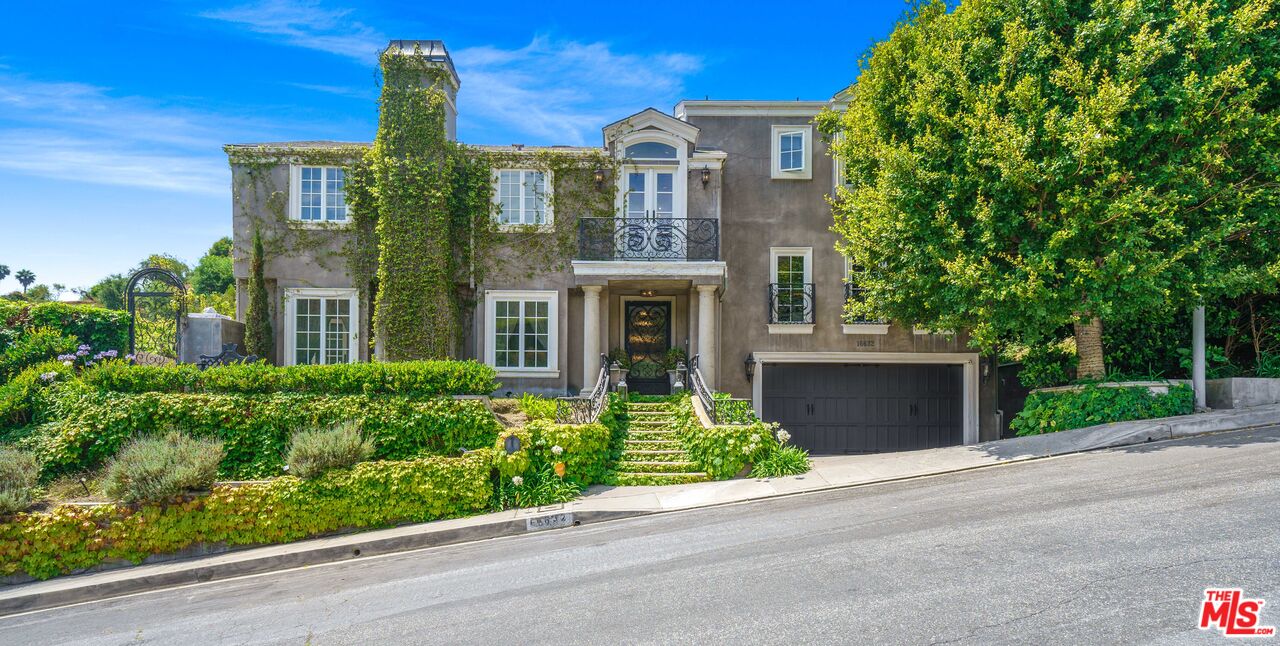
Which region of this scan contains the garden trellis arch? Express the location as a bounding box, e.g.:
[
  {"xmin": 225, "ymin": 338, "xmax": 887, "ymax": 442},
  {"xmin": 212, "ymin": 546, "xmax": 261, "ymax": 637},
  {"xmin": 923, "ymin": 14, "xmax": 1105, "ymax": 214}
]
[{"xmin": 126, "ymin": 266, "xmax": 186, "ymax": 361}]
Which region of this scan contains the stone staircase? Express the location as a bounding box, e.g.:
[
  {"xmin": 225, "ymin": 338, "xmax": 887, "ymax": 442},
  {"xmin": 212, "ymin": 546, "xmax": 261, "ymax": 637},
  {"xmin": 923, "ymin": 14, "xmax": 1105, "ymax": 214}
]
[{"xmin": 612, "ymin": 402, "xmax": 710, "ymax": 486}]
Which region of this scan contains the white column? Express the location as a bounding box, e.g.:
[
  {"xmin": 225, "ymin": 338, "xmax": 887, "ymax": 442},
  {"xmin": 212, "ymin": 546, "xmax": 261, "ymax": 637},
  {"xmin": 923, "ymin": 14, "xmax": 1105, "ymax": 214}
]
[
  {"xmin": 582, "ymin": 286, "xmax": 603, "ymax": 394},
  {"xmin": 696, "ymin": 284, "xmax": 717, "ymax": 388}
]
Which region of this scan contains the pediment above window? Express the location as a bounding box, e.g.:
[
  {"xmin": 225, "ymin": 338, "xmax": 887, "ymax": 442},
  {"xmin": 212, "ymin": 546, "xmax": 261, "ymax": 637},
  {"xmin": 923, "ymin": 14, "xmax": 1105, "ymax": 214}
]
[{"xmin": 602, "ymin": 107, "xmax": 700, "ymax": 148}]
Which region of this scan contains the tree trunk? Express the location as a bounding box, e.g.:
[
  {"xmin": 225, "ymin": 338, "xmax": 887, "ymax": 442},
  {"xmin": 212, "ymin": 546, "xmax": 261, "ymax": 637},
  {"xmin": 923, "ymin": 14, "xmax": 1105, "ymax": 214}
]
[{"xmin": 1075, "ymin": 316, "xmax": 1106, "ymax": 380}]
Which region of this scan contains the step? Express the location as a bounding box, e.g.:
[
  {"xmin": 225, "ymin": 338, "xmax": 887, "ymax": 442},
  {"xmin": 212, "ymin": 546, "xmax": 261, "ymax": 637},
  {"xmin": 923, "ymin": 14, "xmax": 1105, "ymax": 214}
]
[
  {"xmin": 624, "ymin": 439, "xmax": 681, "ymax": 450},
  {"xmin": 628, "ymin": 420, "xmax": 675, "ymax": 428},
  {"xmin": 620, "ymin": 450, "xmax": 688, "ymax": 462},
  {"xmin": 628, "ymin": 412, "xmax": 675, "ymax": 419},
  {"xmin": 628, "ymin": 431, "xmax": 678, "ymax": 441},
  {"xmin": 616, "ymin": 461, "xmax": 699, "ymax": 474},
  {"xmin": 612, "ymin": 472, "xmax": 711, "ymax": 486}
]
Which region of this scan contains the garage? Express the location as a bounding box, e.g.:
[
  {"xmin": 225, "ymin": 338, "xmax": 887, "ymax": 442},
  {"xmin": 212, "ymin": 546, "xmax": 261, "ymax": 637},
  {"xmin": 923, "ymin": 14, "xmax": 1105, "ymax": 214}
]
[{"xmin": 761, "ymin": 363, "xmax": 964, "ymax": 454}]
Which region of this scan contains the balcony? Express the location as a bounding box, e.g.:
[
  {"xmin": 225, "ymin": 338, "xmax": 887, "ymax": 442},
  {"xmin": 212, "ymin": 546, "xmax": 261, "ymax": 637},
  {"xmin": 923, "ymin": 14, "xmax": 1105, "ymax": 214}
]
[
  {"xmin": 577, "ymin": 217, "xmax": 719, "ymax": 262},
  {"xmin": 768, "ymin": 283, "xmax": 815, "ymax": 326}
]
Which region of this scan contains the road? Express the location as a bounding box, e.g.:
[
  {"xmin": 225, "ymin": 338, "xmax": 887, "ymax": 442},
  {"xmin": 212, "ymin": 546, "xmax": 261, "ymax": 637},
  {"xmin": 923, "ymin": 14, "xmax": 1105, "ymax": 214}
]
[{"xmin": 3, "ymin": 427, "xmax": 1278, "ymax": 645}]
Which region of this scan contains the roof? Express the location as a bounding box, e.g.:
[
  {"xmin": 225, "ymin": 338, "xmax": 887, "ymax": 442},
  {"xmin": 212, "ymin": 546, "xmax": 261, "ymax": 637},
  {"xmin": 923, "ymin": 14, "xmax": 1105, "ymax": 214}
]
[
  {"xmin": 673, "ymin": 100, "xmax": 829, "ymax": 118},
  {"xmin": 223, "ymin": 141, "xmax": 371, "ymax": 151},
  {"xmin": 384, "ymin": 40, "xmax": 460, "ymax": 89}
]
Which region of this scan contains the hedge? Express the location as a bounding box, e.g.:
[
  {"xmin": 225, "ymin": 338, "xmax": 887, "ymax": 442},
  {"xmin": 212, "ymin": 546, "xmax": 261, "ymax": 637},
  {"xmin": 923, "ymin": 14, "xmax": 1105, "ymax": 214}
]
[
  {"xmin": 670, "ymin": 395, "xmax": 781, "ymax": 479},
  {"xmin": 81, "ymin": 360, "xmax": 499, "ymax": 397},
  {"xmin": 1011, "ymin": 383, "xmax": 1195, "ymax": 436},
  {"xmin": 493, "ymin": 419, "xmax": 613, "ymax": 487},
  {"xmin": 24, "ymin": 385, "xmax": 502, "ymax": 480},
  {"xmin": 0, "ymin": 327, "xmax": 77, "ymax": 382},
  {"xmin": 0, "ymin": 302, "xmax": 129, "ymax": 356},
  {"xmin": 0, "ymin": 361, "xmax": 73, "ymax": 432},
  {"xmin": 0, "ymin": 450, "xmax": 496, "ymax": 580}
]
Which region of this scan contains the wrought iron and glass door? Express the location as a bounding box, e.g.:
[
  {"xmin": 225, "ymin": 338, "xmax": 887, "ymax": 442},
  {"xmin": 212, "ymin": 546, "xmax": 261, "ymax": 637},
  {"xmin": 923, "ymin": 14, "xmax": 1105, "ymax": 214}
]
[{"xmin": 624, "ymin": 301, "xmax": 671, "ymax": 395}]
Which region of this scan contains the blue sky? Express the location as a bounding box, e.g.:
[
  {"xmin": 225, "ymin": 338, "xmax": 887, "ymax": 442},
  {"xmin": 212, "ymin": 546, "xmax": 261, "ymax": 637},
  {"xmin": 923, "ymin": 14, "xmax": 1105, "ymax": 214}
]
[{"xmin": 0, "ymin": 0, "xmax": 908, "ymax": 293}]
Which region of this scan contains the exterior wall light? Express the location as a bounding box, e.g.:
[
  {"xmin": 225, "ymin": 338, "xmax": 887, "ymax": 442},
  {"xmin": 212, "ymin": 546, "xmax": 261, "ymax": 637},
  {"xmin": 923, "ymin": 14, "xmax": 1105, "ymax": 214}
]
[
  {"xmin": 700, "ymin": 167, "xmax": 711, "ymax": 186},
  {"xmin": 744, "ymin": 353, "xmax": 756, "ymax": 382},
  {"xmin": 594, "ymin": 168, "xmax": 606, "ymax": 186}
]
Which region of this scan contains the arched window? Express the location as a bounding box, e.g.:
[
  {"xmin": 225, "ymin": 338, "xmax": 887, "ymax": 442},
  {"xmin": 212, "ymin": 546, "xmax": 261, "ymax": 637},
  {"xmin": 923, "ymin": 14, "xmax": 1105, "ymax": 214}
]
[{"xmin": 624, "ymin": 141, "xmax": 677, "ymax": 160}]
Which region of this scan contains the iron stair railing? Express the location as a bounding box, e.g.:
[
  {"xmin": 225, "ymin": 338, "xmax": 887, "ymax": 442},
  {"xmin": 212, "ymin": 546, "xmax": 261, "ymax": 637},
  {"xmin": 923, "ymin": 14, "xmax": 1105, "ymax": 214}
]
[
  {"xmin": 689, "ymin": 354, "xmax": 754, "ymax": 426},
  {"xmin": 555, "ymin": 354, "xmax": 611, "ymax": 424}
]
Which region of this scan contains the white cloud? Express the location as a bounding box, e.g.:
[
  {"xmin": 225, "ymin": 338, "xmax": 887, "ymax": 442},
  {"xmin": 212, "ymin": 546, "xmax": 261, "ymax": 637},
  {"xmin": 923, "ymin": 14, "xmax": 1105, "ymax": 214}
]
[
  {"xmin": 0, "ymin": 130, "xmax": 227, "ymax": 195},
  {"xmin": 201, "ymin": 0, "xmax": 384, "ymax": 62},
  {"xmin": 454, "ymin": 38, "xmax": 704, "ymax": 146}
]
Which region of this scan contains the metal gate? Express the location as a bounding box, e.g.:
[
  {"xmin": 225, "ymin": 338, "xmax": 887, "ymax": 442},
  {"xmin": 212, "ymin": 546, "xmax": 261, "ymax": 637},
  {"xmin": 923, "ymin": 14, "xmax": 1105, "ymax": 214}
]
[{"xmin": 126, "ymin": 267, "xmax": 186, "ymax": 365}]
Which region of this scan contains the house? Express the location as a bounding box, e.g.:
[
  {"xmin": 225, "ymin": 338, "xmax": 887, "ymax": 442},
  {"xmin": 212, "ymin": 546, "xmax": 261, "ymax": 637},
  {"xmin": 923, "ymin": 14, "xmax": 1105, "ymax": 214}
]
[{"xmin": 225, "ymin": 40, "xmax": 1001, "ymax": 454}]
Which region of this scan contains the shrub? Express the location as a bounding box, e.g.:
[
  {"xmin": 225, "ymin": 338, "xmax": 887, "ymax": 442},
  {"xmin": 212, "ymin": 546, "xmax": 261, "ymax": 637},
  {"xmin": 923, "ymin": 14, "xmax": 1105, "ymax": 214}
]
[
  {"xmin": 0, "ymin": 447, "xmax": 40, "ymax": 516},
  {"xmin": 498, "ymin": 463, "xmax": 582, "ymax": 509},
  {"xmin": 1011, "ymin": 383, "xmax": 1195, "ymax": 436},
  {"xmin": 494, "ymin": 419, "xmax": 612, "ymax": 488},
  {"xmin": 750, "ymin": 445, "xmax": 811, "ymax": 478},
  {"xmin": 28, "ymin": 390, "xmax": 501, "ymax": 480},
  {"xmin": 0, "ymin": 450, "xmax": 495, "ymax": 580},
  {"xmin": 1, "ymin": 302, "xmax": 129, "ymax": 356},
  {"xmin": 0, "ymin": 327, "xmax": 77, "ymax": 382},
  {"xmin": 287, "ymin": 422, "xmax": 375, "ymax": 479},
  {"xmin": 0, "ymin": 360, "xmax": 72, "ymax": 430},
  {"xmin": 80, "ymin": 360, "xmax": 498, "ymax": 397},
  {"xmin": 1016, "ymin": 340, "xmax": 1078, "ymax": 389},
  {"xmin": 517, "ymin": 392, "xmax": 556, "ymax": 421},
  {"xmin": 669, "ymin": 395, "xmax": 783, "ymax": 480},
  {"xmin": 101, "ymin": 432, "xmax": 225, "ymax": 503}
]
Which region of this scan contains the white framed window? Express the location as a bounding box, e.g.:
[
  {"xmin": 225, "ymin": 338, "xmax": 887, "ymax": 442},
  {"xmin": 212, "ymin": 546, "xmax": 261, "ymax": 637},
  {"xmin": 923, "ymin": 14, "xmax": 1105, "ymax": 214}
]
[
  {"xmin": 484, "ymin": 290, "xmax": 559, "ymax": 377},
  {"xmin": 770, "ymin": 125, "xmax": 813, "ymax": 180},
  {"xmin": 832, "ymin": 133, "xmax": 855, "ymax": 191},
  {"xmin": 769, "ymin": 247, "xmax": 814, "ymax": 333},
  {"xmin": 493, "ymin": 169, "xmax": 551, "ymax": 228},
  {"xmin": 290, "ymin": 166, "xmax": 348, "ymax": 223},
  {"xmin": 284, "ymin": 288, "xmax": 359, "ymax": 365},
  {"xmin": 842, "ymin": 257, "xmax": 889, "ymax": 334}
]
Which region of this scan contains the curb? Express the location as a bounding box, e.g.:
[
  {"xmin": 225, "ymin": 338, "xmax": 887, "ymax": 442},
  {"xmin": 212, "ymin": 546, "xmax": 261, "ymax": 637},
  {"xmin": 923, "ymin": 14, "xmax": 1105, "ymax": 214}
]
[{"xmin": 2, "ymin": 408, "xmax": 1276, "ymax": 617}]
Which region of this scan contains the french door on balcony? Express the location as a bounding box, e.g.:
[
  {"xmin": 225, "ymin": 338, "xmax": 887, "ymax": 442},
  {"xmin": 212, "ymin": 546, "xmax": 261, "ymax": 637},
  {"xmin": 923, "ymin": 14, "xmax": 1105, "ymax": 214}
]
[{"xmin": 619, "ymin": 166, "xmax": 686, "ymax": 260}]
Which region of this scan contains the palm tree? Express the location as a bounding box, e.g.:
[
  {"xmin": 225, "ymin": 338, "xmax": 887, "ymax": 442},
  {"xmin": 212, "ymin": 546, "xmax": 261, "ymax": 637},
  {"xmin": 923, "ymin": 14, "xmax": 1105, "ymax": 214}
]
[
  {"xmin": 0, "ymin": 265, "xmax": 9, "ymax": 283},
  {"xmin": 15, "ymin": 269, "xmax": 35, "ymax": 294}
]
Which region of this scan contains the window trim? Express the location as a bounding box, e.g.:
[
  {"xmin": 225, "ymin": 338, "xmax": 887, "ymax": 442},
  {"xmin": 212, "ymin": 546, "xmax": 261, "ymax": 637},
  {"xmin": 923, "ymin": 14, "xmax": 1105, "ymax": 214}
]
[
  {"xmin": 483, "ymin": 289, "xmax": 560, "ymax": 378},
  {"xmin": 289, "ymin": 165, "xmax": 350, "ymax": 225},
  {"xmin": 769, "ymin": 247, "xmax": 814, "ymax": 334},
  {"xmin": 283, "ymin": 287, "xmax": 359, "ymax": 366},
  {"xmin": 770, "ymin": 125, "xmax": 813, "ymax": 180},
  {"xmin": 492, "ymin": 168, "xmax": 553, "ymax": 231},
  {"xmin": 614, "ymin": 132, "xmax": 688, "ymax": 220},
  {"xmin": 831, "ymin": 133, "xmax": 855, "ymax": 192},
  {"xmin": 842, "ymin": 257, "xmax": 889, "ymax": 335}
]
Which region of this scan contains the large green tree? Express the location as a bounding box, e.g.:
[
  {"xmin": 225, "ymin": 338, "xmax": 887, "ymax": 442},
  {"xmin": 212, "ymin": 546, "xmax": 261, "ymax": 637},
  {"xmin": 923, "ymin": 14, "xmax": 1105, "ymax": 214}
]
[
  {"xmin": 822, "ymin": 0, "xmax": 1280, "ymax": 378},
  {"xmin": 190, "ymin": 237, "xmax": 234, "ymax": 295}
]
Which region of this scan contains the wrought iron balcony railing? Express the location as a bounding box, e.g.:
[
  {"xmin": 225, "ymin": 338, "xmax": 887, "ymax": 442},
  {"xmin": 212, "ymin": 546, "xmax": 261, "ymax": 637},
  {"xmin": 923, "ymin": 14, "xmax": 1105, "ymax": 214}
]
[
  {"xmin": 577, "ymin": 217, "xmax": 719, "ymax": 261},
  {"xmin": 843, "ymin": 283, "xmax": 885, "ymax": 324},
  {"xmin": 768, "ymin": 283, "xmax": 815, "ymax": 325}
]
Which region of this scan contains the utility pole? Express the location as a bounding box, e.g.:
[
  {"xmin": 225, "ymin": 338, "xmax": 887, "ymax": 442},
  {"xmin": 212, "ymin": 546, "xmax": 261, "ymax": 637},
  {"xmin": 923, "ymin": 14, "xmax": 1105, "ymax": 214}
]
[{"xmin": 1193, "ymin": 305, "xmax": 1207, "ymax": 410}]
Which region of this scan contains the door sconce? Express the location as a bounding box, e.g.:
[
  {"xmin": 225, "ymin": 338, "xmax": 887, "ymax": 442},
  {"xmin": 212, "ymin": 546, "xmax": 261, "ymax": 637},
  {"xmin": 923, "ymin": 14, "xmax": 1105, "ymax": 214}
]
[
  {"xmin": 640, "ymin": 289, "xmax": 656, "ymax": 298},
  {"xmin": 744, "ymin": 353, "xmax": 756, "ymax": 382},
  {"xmin": 594, "ymin": 168, "xmax": 606, "ymax": 186},
  {"xmin": 700, "ymin": 167, "xmax": 711, "ymax": 186}
]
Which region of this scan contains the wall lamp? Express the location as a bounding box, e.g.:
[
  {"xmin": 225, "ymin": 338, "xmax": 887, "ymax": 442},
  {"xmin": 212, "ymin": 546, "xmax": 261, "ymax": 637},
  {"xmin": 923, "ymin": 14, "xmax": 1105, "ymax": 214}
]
[
  {"xmin": 744, "ymin": 353, "xmax": 756, "ymax": 383},
  {"xmin": 593, "ymin": 168, "xmax": 606, "ymax": 186},
  {"xmin": 700, "ymin": 167, "xmax": 711, "ymax": 186}
]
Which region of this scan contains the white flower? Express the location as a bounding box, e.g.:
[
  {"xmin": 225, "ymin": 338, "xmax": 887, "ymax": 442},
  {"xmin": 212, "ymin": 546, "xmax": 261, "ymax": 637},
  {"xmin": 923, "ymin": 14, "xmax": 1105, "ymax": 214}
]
[
  {"xmin": 511, "ymin": 476, "xmax": 524, "ymax": 486},
  {"xmin": 63, "ymin": 361, "xmax": 73, "ymax": 366},
  {"xmin": 750, "ymin": 434, "xmax": 761, "ymax": 442},
  {"xmin": 776, "ymin": 430, "xmax": 791, "ymax": 444},
  {"xmin": 551, "ymin": 445, "xmax": 564, "ymax": 456}
]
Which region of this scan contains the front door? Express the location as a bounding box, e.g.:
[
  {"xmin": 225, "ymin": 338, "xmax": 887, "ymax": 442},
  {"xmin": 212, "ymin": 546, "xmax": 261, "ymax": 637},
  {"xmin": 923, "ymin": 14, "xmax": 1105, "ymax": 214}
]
[{"xmin": 624, "ymin": 301, "xmax": 671, "ymax": 395}]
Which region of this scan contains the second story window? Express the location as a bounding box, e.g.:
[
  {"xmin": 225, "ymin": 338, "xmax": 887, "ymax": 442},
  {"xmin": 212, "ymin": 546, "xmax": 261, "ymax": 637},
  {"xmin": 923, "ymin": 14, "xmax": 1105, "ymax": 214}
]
[
  {"xmin": 494, "ymin": 169, "xmax": 550, "ymax": 227},
  {"xmin": 771, "ymin": 125, "xmax": 813, "ymax": 180},
  {"xmin": 293, "ymin": 166, "xmax": 347, "ymax": 222}
]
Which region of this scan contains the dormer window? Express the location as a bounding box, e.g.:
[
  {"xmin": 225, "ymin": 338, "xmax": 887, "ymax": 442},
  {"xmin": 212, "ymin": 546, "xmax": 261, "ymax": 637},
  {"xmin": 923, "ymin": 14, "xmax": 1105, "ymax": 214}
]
[
  {"xmin": 617, "ymin": 137, "xmax": 687, "ymax": 222},
  {"xmin": 771, "ymin": 125, "xmax": 813, "ymax": 180},
  {"xmin": 625, "ymin": 142, "xmax": 677, "ymax": 159},
  {"xmin": 493, "ymin": 169, "xmax": 551, "ymax": 228}
]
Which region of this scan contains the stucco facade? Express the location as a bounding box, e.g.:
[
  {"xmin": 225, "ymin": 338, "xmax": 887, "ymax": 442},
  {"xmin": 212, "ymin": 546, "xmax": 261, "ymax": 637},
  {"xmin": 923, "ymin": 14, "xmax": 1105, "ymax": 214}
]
[{"xmin": 226, "ymin": 40, "xmax": 1002, "ymax": 450}]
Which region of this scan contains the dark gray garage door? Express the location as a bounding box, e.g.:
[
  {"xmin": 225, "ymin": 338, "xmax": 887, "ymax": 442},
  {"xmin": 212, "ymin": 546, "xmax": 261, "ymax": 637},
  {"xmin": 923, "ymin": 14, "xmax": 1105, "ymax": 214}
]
[{"xmin": 761, "ymin": 363, "xmax": 963, "ymax": 454}]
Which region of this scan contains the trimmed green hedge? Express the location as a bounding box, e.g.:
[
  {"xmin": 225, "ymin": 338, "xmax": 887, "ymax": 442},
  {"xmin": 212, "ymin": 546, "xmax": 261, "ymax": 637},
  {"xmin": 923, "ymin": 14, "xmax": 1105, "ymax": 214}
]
[
  {"xmin": 80, "ymin": 360, "xmax": 499, "ymax": 397},
  {"xmin": 0, "ymin": 450, "xmax": 496, "ymax": 580},
  {"xmin": 0, "ymin": 328, "xmax": 77, "ymax": 382},
  {"xmin": 0, "ymin": 302, "xmax": 129, "ymax": 356},
  {"xmin": 494, "ymin": 419, "xmax": 613, "ymax": 487},
  {"xmin": 24, "ymin": 385, "xmax": 502, "ymax": 480},
  {"xmin": 669, "ymin": 395, "xmax": 782, "ymax": 480},
  {"xmin": 1011, "ymin": 383, "xmax": 1195, "ymax": 436}
]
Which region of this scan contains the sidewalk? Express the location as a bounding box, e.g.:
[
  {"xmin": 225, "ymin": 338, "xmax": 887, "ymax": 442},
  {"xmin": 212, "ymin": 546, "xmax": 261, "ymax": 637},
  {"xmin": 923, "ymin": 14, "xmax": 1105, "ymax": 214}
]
[{"xmin": 3, "ymin": 403, "xmax": 1277, "ymax": 615}]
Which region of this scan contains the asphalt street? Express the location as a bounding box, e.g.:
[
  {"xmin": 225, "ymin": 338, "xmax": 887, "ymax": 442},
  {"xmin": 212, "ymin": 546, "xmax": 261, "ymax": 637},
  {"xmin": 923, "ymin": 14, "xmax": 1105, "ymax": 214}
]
[{"xmin": 2, "ymin": 426, "xmax": 1278, "ymax": 645}]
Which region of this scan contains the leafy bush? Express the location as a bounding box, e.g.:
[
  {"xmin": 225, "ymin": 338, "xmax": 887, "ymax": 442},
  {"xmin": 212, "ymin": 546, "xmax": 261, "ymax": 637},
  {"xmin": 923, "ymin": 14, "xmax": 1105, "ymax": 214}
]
[
  {"xmin": 1, "ymin": 302, "xmax": 129, "ymax": 356},
  {"xmin": 0, "ymin": 447, "xmax": 40, "ymax": 516},
  {"xmin": 0, "ymin": 327, "xmax": 76, "ymax": 382},
  {"xmin": 1011, "ymin": 383, "xmax": 1195, "ymax": 436},
  {"xmin": 668, "ymin": 395, "xmax": 781, "ymax": 479},
  {"xmin": 1016, "ymin": 340, "xmax": 1077, "ymax": 389},
  {"xmin": 517, "ymin": 392, "xmax": 556, "ymax": 421},
  {"xmin": 101, "ymin": 432, "xmax": 224, "ymax": 503},
  {"xmin": 26, "ymin": 390, "xmax": 501, "ymax": 480},
  {"xmin": 1256, "ymin": 352, "xmax": 1280, "ymax": 378},
  {"xmin": 287, "ymin": 422, "xmax": 375, "ymax": 479},
  {"xmin": 80, "ymin": 360, "xmax": 498, "ymax": 397},
  {"xmin": 0, "ymin": 450, "xmax": 495, "ymax": 580},
  {"xmin": 750, "ymin": 445, "xmax": 811, "ymax": 478},
  {"xmin": 493, "ymin": 419, "xmax": 612, "ymax": 488},
  {"xmin": 0, "ymin": 360, "xmax": 72, "ymax": 430},
  {"xmin": 498, "ymin": 463, "xmax": 582, "ymax": 509}
]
